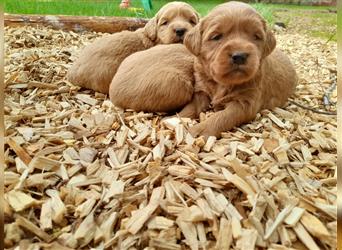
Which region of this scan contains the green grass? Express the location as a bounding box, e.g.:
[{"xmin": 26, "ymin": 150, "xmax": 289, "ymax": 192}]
[
  {"xmin": 4, "ymin": 0, "xmax": 225, "ymax": 18},
  {"xmin": 4, "ymin": 0, "xmax": 337, "ymax": 30},
  {"xmin": 264, "ymin": 3, "xmax": 335, "ymax": 10},
  {"xmin": 4, "ymin": 0, "xmax": 275, "ymax": 23},
  {"xmin": 4, "ymin": 0, "xmax": 151, "ymax": 18},
  {"xmin": 270, "ymin": 6, "xmax": 336, "ymax": 41}
]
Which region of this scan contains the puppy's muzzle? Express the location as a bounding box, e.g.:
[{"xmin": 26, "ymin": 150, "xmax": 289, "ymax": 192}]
[
  {"xmin": 231, "ymin": 52, "xmax": 249, "ymax": 65},
  {"xmin": 175, "ymin": 28, "xmax": 187, "ymax": 37}
]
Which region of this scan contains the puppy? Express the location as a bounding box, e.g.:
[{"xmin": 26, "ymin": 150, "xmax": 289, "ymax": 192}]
[
  {"xmin": 179, "ymin": 1, "xmax": 297, "ymax": 138},
  {"xmin": 66, "ymin": 1, "xmax": 199, "ymax": 93},
  {"xmin": 109, "ymin": 44, "xmax": 194, "ymax": 112}
]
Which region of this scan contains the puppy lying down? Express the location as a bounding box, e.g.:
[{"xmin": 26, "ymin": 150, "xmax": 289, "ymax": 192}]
[
  {"xmin": 110, "ymin": 1, "xmax": 297, "ymax": 138},
  {"xmin": 67, "ymin": 1, "xmax": 199, "ymax": 93},
  {"xmin": 110, "ymin": 44, "xmax": 194, "ymax": 112}
]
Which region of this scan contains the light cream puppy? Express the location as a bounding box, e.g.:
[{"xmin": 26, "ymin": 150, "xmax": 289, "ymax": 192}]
[{"xmin": 66, "ymin": 1, "xmax": 199, "ymax": 93}]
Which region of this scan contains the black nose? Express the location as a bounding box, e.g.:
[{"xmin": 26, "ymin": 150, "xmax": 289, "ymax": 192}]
[
  {"xmin": 231, "ymin": 52, "xmax": 249, "ymax": 65},
  {"xmin": 175, "ymin": 28, "xmax": 186, "ymax": 37}
]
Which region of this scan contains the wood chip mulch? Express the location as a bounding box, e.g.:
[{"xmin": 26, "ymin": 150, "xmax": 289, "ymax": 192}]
[{"xmin": 4, "ymin": 25, "xmax": 337, "ymax": 250}]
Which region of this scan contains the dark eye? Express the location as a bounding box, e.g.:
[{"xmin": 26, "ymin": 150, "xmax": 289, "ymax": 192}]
[
  {"xmin": 254, "ymin": 34, "xmax": 262, "ymax": 41},
  {"xmin": 190, "ymin": 19, "xmax": 197, "ymax": 25},
  {"xmin": 161, "ymin": 20, "xmax": 168, "ymax": 26},
  {"xmin": 211, "ymin": 34, "xmax": 222, "ymax": 41}
]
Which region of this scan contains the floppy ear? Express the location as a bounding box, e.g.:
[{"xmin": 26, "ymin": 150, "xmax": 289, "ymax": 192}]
[
  {"xmin": 184, "ymin": 23, "xmax": 202, "ymax": 56},
  {"xmin": 143, "ymin": 17, "xmax": 157, "ymax": 41},
  {"xmin": 193, "ymin": 12, "xmax": 200, "ymax": 24},
  {"xmin": 263, "ymin": 27, "xmax": 276, "ymax": 57}
]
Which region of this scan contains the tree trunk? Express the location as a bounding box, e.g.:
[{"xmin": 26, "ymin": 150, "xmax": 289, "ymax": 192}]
[{"xmin": 4, "ymin": 13, "xmax": 148, "ymax": 34}]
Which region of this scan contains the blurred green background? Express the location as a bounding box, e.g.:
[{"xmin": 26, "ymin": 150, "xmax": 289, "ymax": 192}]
[{"xmin": 4, "ymin": 0, "xmax": 336, "ymax": 40}]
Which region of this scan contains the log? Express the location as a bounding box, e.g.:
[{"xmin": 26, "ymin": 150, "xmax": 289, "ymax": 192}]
[{"xmin": 4, "ymin": 13, "xmax": 148, "ymax": 34}]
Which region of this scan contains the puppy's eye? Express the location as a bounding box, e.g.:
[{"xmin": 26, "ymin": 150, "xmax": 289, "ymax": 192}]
[
  {"xmin": 161, "ymin": 20, "xmax": 168, "ymax": 26},
  {"xmin": 210, "ymin": 34, "xmax": 222, "ymax": 41},
  {"xmin": 254, "ymin": 34, "xmax": 262, "ymax": 41},
  {"xmin": 190, "ymin": 19, "xmax": 197, "ymax": 25}
]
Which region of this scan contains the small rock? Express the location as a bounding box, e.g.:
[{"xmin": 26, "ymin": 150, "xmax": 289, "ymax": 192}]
[{"xmin": 275, "ymin": 22, "xmax": 286, "ymax": 29}]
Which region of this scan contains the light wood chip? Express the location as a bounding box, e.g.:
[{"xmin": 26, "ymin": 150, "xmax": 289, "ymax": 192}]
[
  {"xmin": 16, "ymin": 215, "xmax": 53, "ymax": 242},
  {"xmin": 75, "ymin": 94, "xmax": 97, "ymax": 106},
  {"xmin": 284, "ymin": 206, "xmax": 305, "ymax": 226},
  {"xmin": 46, "ymin": 189, "xmax": 66, "ymax": 225},
  {"xmin": 147, "ymin": 216, "xmax": 174, "ymax": 230},
  {"xmin": 300, "ymin": 211, "xmax": 330, "ymax": 238},
  {"xmin": 6, "ymin": 190, "xmax": 38, "ymax": 212},
  {"xmin": 222, "ymin": 168, "xmax": 256, "ymax": 198},
  {"xmin": 203, "ymin": 188, "xmax": 225, "ymax": 214},
  {"xmin": 176, "ymin": 218, "xmax": 198, "ymax": 250},
  {"xmin": 215, "ymin": 217, "xmax": 232, "ymax": 250},
  {"xmin": 264, "ymin": 202, "xmax": 297, "ymax": 240},
  {"xmin": 126, "ymin": 187, "xmax": 165, "ymax": 234},
  {"xmin": 293, "ymin": 222, "xmax": 320, "ymax": 250},
  {"xmin": 236, "ymin": 229, "xmax": 258, "ymax": 250},
  {"xmin": 29, "ymin": 156, "xmax": 61, "ymax": 171},
  {"xmin": 74, "ymin": 211, "xmax": 96, "ymax": 247},
  {"xmin": 40, "ymin": 199, "xmax": 53, "ymax": 230}
]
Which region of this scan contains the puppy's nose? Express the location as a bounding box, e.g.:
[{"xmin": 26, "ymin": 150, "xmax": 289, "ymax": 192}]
[
  {"xmin": 175, "ymin": 28, "xmax": 186, "ymax": 37},
  {"xmin": 231, "ymin": 52, "xmax": 249, "ymax": 65}
]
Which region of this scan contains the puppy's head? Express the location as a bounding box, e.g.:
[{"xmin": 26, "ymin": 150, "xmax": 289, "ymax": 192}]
[
  {"xmin": 184, "ymin": 1, "xmax": 276, "ymax": 85},
  {"xmin": 144, "ymin": 1, "xmax": 199, "ymax": 43}
]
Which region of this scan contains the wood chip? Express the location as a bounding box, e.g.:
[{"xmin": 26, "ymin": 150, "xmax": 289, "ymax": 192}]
[
  {"xmin": 293, "ymin": 222, "xmax": 320, "ymax": 250},
  {"xmin": 40, "ymin": 199, "xmax": 53, "ymax": 230},
  {"xmin": 215, "ymin": 217, "xmax": 232, "ymax": 250},
  {"xmin": 264, "ymin": 202, "xmax": 297, "ymax": 240},
  {"xmin": 16, "ymin": 215, "xmax": 53, "ymax": 242},
  {"xmin": 147, "ymin": 216, "xmax": 174, "ymax": 230},
  {"xmin": 46, "ymin": 189, "xmax": 66, "ymax": 225},
  {"xmin": 203, "ymin": 136, "xmax": 216, "ymax": 152},
  {"xmin": 236, "ymin": 229, "xmax": 258, "ymax": 250},
  {"xmin": 6, "ymin": 190, "xmax": 38, "ymax": 212},
  {"xmin": 126, "ymin": 187, "xmax": 165, "ymax": 234},
  {"xmin": 75, "ymin": 94, "xmax": 97, "ymax": 106},
  {"xmin": 222, "ymin": 168, "xmax": 256, "ymax": 198},
  {"xmin": 284, "ymin": 206, "xmax": 305, "ymax": 226},
  {"xmin": 300, "ymin": 211, "xmax": 330, "ymax": 238}
]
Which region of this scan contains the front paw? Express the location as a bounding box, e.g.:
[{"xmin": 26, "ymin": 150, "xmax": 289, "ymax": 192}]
[
  {"xmin": 189, "ymin": 122, "xmax": 219, "ymax": 139},
  {"xmin": 178, "ymin": 109, "xmax": 198, "ymax": 119}
]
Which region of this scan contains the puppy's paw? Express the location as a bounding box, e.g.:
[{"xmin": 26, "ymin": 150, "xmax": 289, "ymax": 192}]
[
  {"xmin": 189, "ymin": 122, "xmax": 219, "ymax": 140},
  {"xmin": 178, "ymin": 108, "xmax": 198, "ymax": 119}
]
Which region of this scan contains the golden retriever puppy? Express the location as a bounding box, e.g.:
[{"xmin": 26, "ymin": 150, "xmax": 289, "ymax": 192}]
[
  {"xmin": 179, "ymin": 1, "xmax": 297, "ymax": 138},
  {"xmin": 109, "ymin": 44, "xmax": 194, "ymax": 112},
  {"xmin": 66, "ymin": 1, "xmax": 199, "ymax": 93}
]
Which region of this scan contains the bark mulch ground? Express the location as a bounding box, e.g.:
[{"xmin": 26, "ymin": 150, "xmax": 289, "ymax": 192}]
[{"xmin": 4, "ymin": 23, "xmax": 336, "ymax": 249}]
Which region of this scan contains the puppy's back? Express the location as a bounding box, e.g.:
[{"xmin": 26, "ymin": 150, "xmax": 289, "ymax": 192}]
[
  {"xmin": 67, "ymin": 30, "xmax": 151, "ymax": 93},
  {"xmin": 261, "ymin": 48, "xmax": 297, "ymax": 110},
  {"xmin": 110, "ymin": 44, "xmax": 195, "ymax": 112}
]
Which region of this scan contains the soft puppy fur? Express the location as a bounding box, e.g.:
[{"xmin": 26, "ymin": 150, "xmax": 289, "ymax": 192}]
[
  {"xmin": 66, "ymin": 1, "xmax": 199, "ymax": 93},
  {"xmin": 179, "ymin": 1, "xmax": 297, "ymax": 138},
  {"xmin": 109, "ymin": 44, "xmax": 195, "ymax": 112}
]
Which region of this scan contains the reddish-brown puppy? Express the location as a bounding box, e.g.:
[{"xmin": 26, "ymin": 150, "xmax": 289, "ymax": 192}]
[
  {"xmin": 109, "ymin": 44, "xmax": 194, "ymax": 112},
  {"xmin": 179, "ymin": 1, "xmax": 297, "ymax": 138},
  {"xmin": 66, "ymin": 1, "xmax": 199, "ymax": 93}
]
